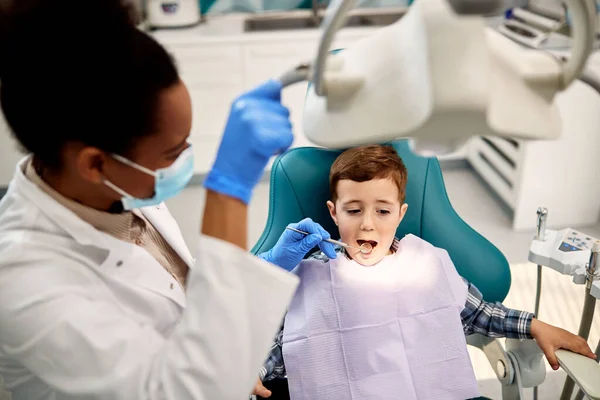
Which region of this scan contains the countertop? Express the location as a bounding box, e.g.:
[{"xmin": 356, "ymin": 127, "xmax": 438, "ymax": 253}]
[
  {"xmin": 146, "ymin": 12, "xmax": 507, "ymax": 45},
  {"xmin": 147, "ymin": 12, "xmax": 381, "ymax": 45}
]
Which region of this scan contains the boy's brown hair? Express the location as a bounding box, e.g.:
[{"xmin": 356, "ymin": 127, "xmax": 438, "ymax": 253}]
[{"xmin": 329, "ymin": 144, "xmax": 408, "ymax": 203}]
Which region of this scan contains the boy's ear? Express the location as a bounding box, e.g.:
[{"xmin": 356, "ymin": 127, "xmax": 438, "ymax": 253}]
[
  {"xmin": 327, "ymin": 200, "xmax": 338, "ymax": 226},
  {"xmin": 399, "ymin": 203, "xmax": 408, "ymax": 222}
]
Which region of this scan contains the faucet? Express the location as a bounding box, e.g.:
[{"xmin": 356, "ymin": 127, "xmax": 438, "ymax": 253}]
[{"xmin": 312, "ymin": 0, "xmax": 327, "ymax": 26}]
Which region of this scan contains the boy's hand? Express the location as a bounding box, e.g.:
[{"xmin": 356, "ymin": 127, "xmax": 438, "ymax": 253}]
[
  {"xmin": 530, "ymin": 318, "xmax": 596, "ymax": 370},
  {"xmin": 252, "ymin": 378, "xmax": 272, "ymax": 398}
]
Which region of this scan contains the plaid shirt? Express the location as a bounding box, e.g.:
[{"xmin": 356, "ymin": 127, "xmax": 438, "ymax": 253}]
[{"xmin": 260, "ymin": 240, "xmax": 534, "ymax": 382}]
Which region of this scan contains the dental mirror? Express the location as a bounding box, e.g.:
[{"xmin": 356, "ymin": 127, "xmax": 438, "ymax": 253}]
[{"xmin": 286, "ymin": 227, "xmax": 372, "ymax": 254}]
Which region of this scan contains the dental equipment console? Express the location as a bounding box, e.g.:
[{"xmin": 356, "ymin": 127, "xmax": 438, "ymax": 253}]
[
  {"xmin": 528, "ymin": 208, "xmax": 600, "ymax": 400},
  {"xmin": 529, "ymin": 213, "xmax": 600, "ymax": 287}
]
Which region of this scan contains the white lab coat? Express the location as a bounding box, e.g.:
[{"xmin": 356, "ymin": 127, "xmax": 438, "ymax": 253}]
[{"xmin": 0, "ymin": 158, "xmax": 299, "ymax": 400}]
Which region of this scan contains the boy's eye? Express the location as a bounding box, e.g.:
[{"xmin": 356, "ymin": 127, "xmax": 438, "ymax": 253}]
[
  {"xmin": 346, "ymin": 209, "xmax": 360, "ymax": 214},
  {"xmin": 378, "ymin": 210, "xmax": 391, "ymax": 215}
]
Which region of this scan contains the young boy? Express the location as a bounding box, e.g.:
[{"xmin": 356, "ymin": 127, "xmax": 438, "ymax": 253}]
[{"xmin": 260, "ymin": 144, "xmax": 595, "ymax": 400}]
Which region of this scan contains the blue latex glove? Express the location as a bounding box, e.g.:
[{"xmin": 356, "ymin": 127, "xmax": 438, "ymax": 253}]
[
  {"xmin": 258, "ymin": 218, "xmax": 338, "ymax": 271},
  {"xmin": 203, "ymin": 80, "xmax": 294, "ymax": 204}
]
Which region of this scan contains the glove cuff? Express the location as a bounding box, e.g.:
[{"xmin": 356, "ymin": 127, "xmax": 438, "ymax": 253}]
[
  {"xmin": 257, "ymin": 250, "xmax": 274, "ymax": 265},
  {"xmin": 203, "ymin": 170, "xmax": 253, "ymax": 205}
]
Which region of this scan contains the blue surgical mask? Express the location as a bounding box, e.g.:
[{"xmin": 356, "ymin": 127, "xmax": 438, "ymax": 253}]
[{"xmin": 104, "ymin": 145, "xmax": 194, "ymax": 210}]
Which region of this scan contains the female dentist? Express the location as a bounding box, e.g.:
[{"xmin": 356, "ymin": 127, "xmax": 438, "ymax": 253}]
[{"xmin": 0, "ymin": 1, "xmax": 335, "ymax": 399}]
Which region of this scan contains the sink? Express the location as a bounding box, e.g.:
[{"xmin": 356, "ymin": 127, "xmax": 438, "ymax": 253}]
[{"xmin": 244, "ymin": 8, "xmax": 406, "ymax": 32}]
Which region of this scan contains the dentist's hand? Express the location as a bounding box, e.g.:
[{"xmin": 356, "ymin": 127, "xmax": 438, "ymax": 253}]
[
  {"xmin": 203, "ymin": 80, "xmax": 294, "ymax": 204},
  {"xmin": 259, "ymin": 218, "xmax": 337, "ymax": 271}
]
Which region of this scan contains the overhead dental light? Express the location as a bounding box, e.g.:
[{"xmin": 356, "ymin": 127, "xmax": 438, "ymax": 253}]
[{"xmin": 280, "ymin": 0, "xmax": 597, "ymax": 156}]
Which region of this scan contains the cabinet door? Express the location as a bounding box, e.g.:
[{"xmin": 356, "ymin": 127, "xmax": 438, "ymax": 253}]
[
  {"xmin": 243, "ymin": 33, "xmax": 368, "ymax": 150},
  {"xmin": 165, "ymin": 43, "xmax": 244, "ymax": 174},
  {"xmin": 244, "ymin": 41, "xmax": 317, "ymax": 149}
]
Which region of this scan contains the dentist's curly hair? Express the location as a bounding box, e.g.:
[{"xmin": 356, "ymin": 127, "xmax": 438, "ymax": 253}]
[
  {"xmin": 0, "ymin": 0, "xmax": 179, "ymax": 169},
  {"xmin": 329, "ymin": 144, "xmax": 408, "ymax": 204}
]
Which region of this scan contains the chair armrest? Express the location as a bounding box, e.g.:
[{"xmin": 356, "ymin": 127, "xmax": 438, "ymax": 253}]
[{"xmin": 556, "ymin": 349, "xmax": 600, "ymax": 400}]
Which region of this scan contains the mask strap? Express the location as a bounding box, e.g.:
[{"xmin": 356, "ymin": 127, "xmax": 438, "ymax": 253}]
[
  {"xmin": 103, "ymin": 179, "xmax": 134, "ymax": 199},
  {"xmin": 111, "ymin": 154, "xmax": 157, "ymax": 177}
]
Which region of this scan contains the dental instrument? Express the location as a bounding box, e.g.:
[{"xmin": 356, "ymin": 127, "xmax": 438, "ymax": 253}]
[
  {"xmin": 277, "ymin": 0, "xmax": 597, "ymax": 155},
  {"xmin": 531, "ymin": 208, "xmax": 547, "ymax": 400},
  {"xmin": 528, "ymin": 208, "xmax": 600, "ymax": 400},
  {"xmin": 285, "ymin": 226, "xmax": 373, "ymax": 253}
]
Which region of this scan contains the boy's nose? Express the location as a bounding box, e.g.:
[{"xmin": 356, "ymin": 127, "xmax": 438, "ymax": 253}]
[{"xmin": 360, "ymin": 214, "xmax": 375, "ymax": 231}]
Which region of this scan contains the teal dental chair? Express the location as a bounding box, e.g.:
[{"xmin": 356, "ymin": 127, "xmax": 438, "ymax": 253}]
[
  {"xmin": 252, "ymin": 140, "xmax": 510, "ymax": 302},
  {"xmin": 251, "ymin": 141, "xmax": 590, "ymax": 400}
]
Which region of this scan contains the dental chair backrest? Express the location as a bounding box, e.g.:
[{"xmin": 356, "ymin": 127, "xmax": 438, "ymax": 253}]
[{"xmin": 251, "ymin": 140, "xmax": 511, "ymax": 302}]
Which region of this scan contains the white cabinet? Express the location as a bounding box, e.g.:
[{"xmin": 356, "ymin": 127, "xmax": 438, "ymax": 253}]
[
  {"xmin": 243, "ymin": 40, "xmax": 316, "ymax": 148},
  {"xmin": 243, "ymin": 36, "xmax": 359, "ymax": 149},
  {"xmin": 153, "ymin": 27, "xmax": 376, "ymax": 175},
  {"xmin": 162, "ymin": 42, "xmax": 245, "ymax": 173}
]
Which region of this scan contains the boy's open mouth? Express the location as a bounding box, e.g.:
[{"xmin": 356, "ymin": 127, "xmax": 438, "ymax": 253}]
[{"xmin": 356, "ymin": 240, "xmax": 378, "ymax": 253}]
